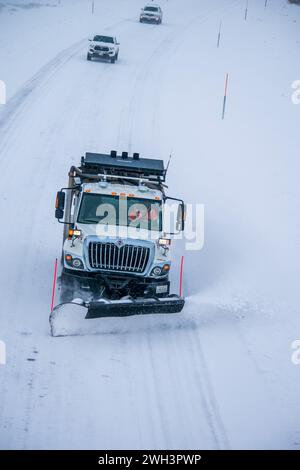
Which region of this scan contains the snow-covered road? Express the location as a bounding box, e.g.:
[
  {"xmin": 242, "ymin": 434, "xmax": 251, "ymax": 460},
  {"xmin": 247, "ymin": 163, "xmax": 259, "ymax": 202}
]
[{"xmin": 0, "ymin": 0, "xmax": 300, "ymax": 449}]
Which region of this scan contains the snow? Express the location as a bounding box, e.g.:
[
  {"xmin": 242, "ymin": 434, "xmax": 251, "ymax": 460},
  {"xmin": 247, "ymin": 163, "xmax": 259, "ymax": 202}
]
[{"xmin": 0, "ymin": 0, "xmax": 300, "ymax": 450}]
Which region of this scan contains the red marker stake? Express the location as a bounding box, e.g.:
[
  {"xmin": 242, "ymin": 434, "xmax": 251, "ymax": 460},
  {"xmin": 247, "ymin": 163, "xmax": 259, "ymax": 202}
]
[
  {"xmin": 222, "ymin": 73, "xmax": 229, "ymax": 120},
  {"xmin": 179, "ymin": 255, "xmax": 185, "ymax": 298},
  {"xmin": 50, "ymin": 258, "xmax": 58, "ymax": 313}
]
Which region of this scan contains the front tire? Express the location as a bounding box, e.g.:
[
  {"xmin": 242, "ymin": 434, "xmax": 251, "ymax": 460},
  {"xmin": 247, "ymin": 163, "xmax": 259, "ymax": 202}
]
[{"xmin": 87, "ymin": 53, "xmax": 92, "ymax": 61}]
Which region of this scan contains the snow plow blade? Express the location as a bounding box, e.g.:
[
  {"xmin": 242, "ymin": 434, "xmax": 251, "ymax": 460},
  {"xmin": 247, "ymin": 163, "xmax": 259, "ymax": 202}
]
[
  {"xmin": 85, "ymin": 296, "xmax": 185, "ymax": 319},
  {"xmin": 50, "ymin": 296, "xmax": 185, "ymax": 336}
]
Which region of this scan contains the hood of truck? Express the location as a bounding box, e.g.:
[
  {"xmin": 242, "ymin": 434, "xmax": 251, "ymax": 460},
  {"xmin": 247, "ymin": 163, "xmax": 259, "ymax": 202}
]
[
  {"xmin": 90, "ymin": 41, "xmax": 115, "ymax": 48},
  {"xmin": 142, "ymin": 10, "xmax": 159, "ymax": 16},
  {"xmin": 76, "ymin": 223, "xmax": 161, "ymax": 242}
]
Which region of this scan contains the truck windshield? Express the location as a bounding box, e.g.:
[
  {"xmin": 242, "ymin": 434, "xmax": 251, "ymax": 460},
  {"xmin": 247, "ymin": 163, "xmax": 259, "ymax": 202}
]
[
  {"xmin": 144, "ymin": 7, "xmax": 159, "ymax": 12},
  {"xmin": 77, "ymin": 194, "xmax": 162, "ymax": 231},
  {"xmin": 93, "ymin": 36, "xmax": 114, "ymax": 43}
]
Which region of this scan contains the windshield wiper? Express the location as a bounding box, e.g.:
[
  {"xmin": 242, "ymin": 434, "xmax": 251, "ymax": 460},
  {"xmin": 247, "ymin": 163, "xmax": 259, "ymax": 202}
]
[{"xmin": 80, "ymin": 218, "xmax": 101, "ymax": 224}]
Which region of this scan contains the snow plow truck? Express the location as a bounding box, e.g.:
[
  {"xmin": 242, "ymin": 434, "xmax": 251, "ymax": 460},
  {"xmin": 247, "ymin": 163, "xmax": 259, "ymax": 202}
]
[{"xmin": 50, "ymin": 151, "xmax": 185, "ymax": 336}]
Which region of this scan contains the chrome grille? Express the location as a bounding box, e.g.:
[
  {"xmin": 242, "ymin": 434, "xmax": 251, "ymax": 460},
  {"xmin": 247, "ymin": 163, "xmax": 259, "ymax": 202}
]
[{"xmin": 88, "ymin": 242, "xmax": 150, "ymax": 273}]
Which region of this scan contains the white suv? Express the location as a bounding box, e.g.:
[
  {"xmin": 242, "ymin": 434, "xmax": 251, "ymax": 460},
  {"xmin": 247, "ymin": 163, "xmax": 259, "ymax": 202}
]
[
  {"xmin": 140, "ymin": 4, "xmax": 163, "ymax": 24},
  {"xmin": 87, "ymin": 35, "xmax": 119, "ymax": 63}
]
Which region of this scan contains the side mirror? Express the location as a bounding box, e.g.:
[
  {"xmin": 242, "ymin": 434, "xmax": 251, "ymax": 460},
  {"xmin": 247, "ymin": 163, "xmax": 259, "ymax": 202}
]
[
  {"xmin": 176, "ymin": 203, "xmax": 185, "ymax": 232},
  {"xmin": 88, "ymin": 39, "xmax": 92, "ymax": 41},
  {"xmin": 55, "ymin": 208, "xmax": 64, "ymax": 220},
  {"xmin": 163, "ymin": 197, "xmax": 185, "ymax": 235},
  {"xmin": 55, "ymin": 191, "xmax": 65, "ymax": 220}
]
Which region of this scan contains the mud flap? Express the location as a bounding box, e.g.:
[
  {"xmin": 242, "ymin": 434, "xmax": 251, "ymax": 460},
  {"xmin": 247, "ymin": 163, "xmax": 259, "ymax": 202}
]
[{"xmin": 86, "ymin": 296, "xmax": 185, "ymax": 319}]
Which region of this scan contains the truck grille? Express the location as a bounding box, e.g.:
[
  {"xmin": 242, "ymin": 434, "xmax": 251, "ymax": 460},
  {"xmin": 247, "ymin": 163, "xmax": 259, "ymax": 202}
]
[
  {"xmin": 88, "ymin": 242, "xmax": 150, "ymax": 274},
  {"xmin": 94, "ymin": 46, "xmax": 109, "ymax": 52}
]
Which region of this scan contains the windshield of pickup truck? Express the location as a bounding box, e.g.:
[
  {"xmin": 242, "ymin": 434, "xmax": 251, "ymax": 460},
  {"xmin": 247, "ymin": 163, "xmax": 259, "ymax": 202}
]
[
  {"xmin": 93, "ymin": 36, "xmax": 114, "ymax": 43},
  {"xmin": 77, "ymin": 194, "xmax": 162, "ymax": 231},
  {"xmin": 144, "ymin": 7, "xmax": 159, "ymax": 12}
]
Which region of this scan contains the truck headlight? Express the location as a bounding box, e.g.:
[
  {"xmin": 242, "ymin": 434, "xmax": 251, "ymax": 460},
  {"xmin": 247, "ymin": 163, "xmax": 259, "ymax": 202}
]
[
  {"xmin": 151, "ymin": 266, "xmax": 162, "ymax": 276},
  {"xmin": 65, "ymin": 254, "xmax": 83, "ymax": 269},
  {"xmin": 158, "ymin": 238, "xmax": 171, "ymax": 246},
  {"xmin": 72, "ymin": 258, "xmax": 83, "ymax": 269},
  {"xmin": 151, "ymin": 264, "xmax": 170, "ymax": 277}
]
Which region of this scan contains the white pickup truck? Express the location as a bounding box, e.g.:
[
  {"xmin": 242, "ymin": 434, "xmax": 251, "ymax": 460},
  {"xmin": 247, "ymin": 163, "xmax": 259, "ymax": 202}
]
[
  {"xmin": 87, "ymin": 35, "xmax": 119, "ymax": 63},
  {"xmin": 140, "ymin": 4, "xmax": 163, "ymax": 24}
]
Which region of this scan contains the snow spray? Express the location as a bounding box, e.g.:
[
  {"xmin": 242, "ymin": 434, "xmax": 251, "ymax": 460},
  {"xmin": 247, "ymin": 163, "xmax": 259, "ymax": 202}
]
[
  {"xmin": 0, "ymin": 80, "xmax": 6, "ymax": 105},
  {"xmin": 50, "ymin": 258, "xmax": 58, "ymax": 312},
  {"xmin": 179, "ymin": 256, "xmax": 185, "ymax": 297}
]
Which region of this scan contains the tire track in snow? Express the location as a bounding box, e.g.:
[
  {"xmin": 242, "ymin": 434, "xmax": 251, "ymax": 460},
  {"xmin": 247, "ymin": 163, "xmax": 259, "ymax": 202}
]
[
  {"xmin": 0, "ymin": 39, "xmax": 87, "ymax": 148},
  {"xmin": 188, "ymin": 323, "xmax": 231, "ymax": 449}
]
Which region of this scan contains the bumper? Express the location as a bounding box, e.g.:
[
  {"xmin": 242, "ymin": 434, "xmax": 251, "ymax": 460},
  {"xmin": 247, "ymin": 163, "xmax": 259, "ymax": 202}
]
[
  {"xmin": 62, "ymin": 267, "xmax": 170, "ymax": 298},
  {"xmin": 90, "ymin": 51, "xmax": 115, "ymax": 59},
  {"xmin": 140, "ymin": 17, "xmax": 160, "ymax": 23}
]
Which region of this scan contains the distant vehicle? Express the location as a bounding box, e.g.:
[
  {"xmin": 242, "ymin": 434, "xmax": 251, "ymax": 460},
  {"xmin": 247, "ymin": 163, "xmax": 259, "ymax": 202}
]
[
  {"xmin": 87, "ymin": 35, "xmax": 119, "ymax": 63},
  {"xmin": 140, "ymin": 4, "xmax": 163, "ymax": 24}
]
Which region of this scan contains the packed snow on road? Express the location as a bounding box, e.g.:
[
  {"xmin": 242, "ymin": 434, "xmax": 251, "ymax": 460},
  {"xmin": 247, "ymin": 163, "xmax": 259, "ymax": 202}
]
[{"xmin": 0, "ymin": 0, "xmax": 300, "ymax": 450}]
